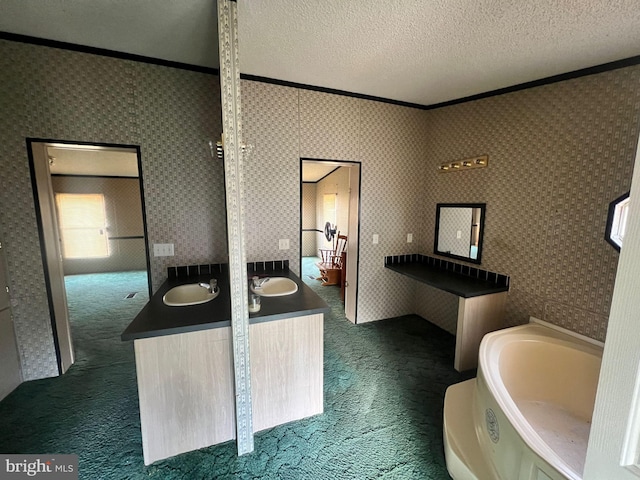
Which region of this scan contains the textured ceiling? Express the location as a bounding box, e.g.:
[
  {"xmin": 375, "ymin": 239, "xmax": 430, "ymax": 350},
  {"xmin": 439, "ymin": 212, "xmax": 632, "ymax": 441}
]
[
  {"xmin": 1, "ymin": 1, "xmax": 639, "ymax": 106},
  {"xmin": 238, "ymin": 0, "xmax": 640, "ymax": 105}
]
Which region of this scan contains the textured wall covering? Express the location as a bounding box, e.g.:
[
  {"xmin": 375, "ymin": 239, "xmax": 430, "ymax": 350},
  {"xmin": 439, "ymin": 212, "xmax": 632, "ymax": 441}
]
[
  {"xmin": 242, "ymin": 66, "xmax": 640, "ymax": 339},
  {"xmin": 135, "ymin": 63, "xmax": 227, "ymax": 286},
  {"xmin": 242, "ymin": 81, "xmax": 301, "ymax": 271},
  {"xmin": 414, "ymin": 284, "xmax": 459, "ymax": 335},
  {"xmin": 421, "ymin": 66, "xmax": 640, "ymax": 341},
  {"xmin": 52, "ymin": 176, "xmax": 147, "ymax": 274},
  {"xmin": 242, "ymin": 82, "xmax": 429, "ymax": 322},
  {"xmin": 0, "ymin": 40, "xmax": 226, "ymax": 380},
  {"xmin": 357, "ymin": 101, "xmax": 430, "ymax": 322},
  {"xmin": 300, "ymin": 90, "xmax": 361, "ymax": 161},
  {"xmin": 3, "ymin": 42, "xmax": 636, "ymax": 382}
]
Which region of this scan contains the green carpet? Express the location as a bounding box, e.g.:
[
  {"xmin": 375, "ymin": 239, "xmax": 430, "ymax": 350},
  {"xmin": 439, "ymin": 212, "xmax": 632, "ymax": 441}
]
[
  {"xmin": 0, "ymin": 262, "xmax": 473, "ymax": 479},
  {"xmin": 64, "ymin": 271, "xmax": 149, "ymax": 369}
]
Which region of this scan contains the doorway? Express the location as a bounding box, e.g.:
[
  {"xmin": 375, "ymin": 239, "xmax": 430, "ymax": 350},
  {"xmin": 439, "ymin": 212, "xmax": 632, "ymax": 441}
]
[
  {"xmin": 28, "ymin": 140, "xmax": 151, "ymax": 374},
  {"xmin": 300, "ymin": 159, "xmax": 360, "ymax": 323}
]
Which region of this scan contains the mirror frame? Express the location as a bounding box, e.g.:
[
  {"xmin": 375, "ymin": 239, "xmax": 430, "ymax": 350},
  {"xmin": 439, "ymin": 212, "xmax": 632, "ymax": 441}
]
[{"xmin": 434, "ymin": 203, "xmax": 486, "ymax": 265}]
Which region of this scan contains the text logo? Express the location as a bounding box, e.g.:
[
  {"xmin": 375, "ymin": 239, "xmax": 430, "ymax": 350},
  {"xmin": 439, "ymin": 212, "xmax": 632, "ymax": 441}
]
[{"xmin": 1, "ymin": 455, "xmax": 78, "ymax": 479}]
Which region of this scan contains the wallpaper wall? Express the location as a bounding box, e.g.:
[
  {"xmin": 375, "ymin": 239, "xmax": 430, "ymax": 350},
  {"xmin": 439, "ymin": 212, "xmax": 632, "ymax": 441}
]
[
  {"xmin": 419, "ymin": 65, "xmax": 640, "ymax": 341},
  {"xmin": 0, "ymin": 40, "xmax": 226, "ymax": 380},
  {"xmin": 241, "ymin": 82, "xmax": 302, "ymax": 268},
  {"xmin": 1, "ymin": 38, "xmax": 638, "ymax": 380},
  {"xmin": 51, "ymin": 176, "xmax": 147, "ymax": 275},
  {"xmin": 241, "ymin": 82, "xmax": 429, "ymax": 322},
  {"xmin": 241, "ymin": 66, "xmax": 639, "ymax": 340}
]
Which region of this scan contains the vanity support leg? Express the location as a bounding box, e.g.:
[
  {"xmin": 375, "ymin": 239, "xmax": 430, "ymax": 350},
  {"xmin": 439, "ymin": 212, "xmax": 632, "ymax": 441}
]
[{"xmin": 454, "ymin": 292, "xmax": 508, "ymax": 372}]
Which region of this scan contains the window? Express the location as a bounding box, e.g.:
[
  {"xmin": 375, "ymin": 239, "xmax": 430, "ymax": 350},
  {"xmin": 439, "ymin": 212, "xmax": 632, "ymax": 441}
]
[
  {"xmin": 606, "ymin": 192, "xmax": 630, "ymax": 252},
  {"xmin": 323, "ymin": 193, "xmax": 336, "ymax": 227},
  {"xmin": 55, "ymin": 193, "xmax": 109, "ymax": 258}
]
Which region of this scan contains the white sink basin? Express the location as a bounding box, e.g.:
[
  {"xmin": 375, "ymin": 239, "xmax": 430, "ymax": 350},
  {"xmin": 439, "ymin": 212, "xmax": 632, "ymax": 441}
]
[
  {"xmin": 163, "ymin": 283, "xmax": 220, "ymax": 306},
  {"xmin": 250, "ymin": 277, "xmax": 298, "ymax": 297}
]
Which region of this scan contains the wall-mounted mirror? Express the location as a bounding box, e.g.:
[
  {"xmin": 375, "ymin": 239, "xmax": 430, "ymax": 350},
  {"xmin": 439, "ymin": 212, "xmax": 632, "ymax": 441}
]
[{"xmin": 434, "ymin": 203, "xmax": 486, "ymax": 264}]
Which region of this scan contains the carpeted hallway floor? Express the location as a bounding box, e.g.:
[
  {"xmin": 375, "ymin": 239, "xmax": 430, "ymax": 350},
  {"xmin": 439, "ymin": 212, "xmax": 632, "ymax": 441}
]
[{"xmin": 0, "ymin": 262, "xmax": 473, "ymax": 479}]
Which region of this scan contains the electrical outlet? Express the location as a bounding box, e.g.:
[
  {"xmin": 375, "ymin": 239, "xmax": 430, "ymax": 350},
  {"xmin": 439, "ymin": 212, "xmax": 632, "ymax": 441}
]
[
  {"xmin": 153, "ymin": 243, "xmax": 174, "ymax": 257},
  {"xmin": 407, "ymin": 233, "xmax": 413, "ymax": 243},
  {"xmin": 278, "ymin": 239, "xmax": 290, "ymax": 250},
  {"xmin": 372, "ymin": 234, "xmax": 379, "ymax": 245}
]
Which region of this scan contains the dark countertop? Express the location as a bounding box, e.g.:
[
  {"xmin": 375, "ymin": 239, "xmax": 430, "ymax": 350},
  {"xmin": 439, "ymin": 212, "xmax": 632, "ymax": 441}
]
[
  {"xmin": 121, "ymin": 269, "xmax": 329, "ymax": 341},
  {"xmin": 385, "ymin": 262, "xmax": 509, "ymax": 298}
]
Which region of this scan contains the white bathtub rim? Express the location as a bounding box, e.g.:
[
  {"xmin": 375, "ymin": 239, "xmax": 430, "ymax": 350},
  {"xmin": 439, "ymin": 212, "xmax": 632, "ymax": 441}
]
[
  {"xmin": 529, "ymin": 316, "xmax": 604, "ymax": 349},
  {"xmin": 478, "ymin": 323, "xmax": 603, "ymax": 480}
]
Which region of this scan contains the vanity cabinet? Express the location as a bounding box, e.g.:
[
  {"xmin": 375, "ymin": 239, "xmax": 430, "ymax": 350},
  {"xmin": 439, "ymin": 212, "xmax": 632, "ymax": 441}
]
[
  {"xmin": 122, "ymin": 268, "xmax": 328, "ymax": 465},
  {"xmin": 250, "ymin": 314, "xmax": 323, "ymax": 432},
  {"xmin": 133, "ymin": 313, "xmax": 324, "ymax": 465},
  {"xmin": 385, "ymin": 254, "xmax": 509, "ymax": 372},
  {"xmin": 134, "ymin": 327, "xmax": 236, "ymax": 465}
]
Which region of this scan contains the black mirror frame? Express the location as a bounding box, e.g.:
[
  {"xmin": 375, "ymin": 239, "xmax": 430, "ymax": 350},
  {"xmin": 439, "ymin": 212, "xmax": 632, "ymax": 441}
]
[
  {"xmin": 434, "ymin": 203, "xmax": 486, "ymax": 265},
  {"xmin": 605, "ymin": 191, "xmax": 630, "ymax": 253}
]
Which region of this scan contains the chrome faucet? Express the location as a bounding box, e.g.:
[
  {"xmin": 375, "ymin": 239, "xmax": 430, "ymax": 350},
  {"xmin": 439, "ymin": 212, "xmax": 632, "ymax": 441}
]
[
  {"xmin": 199, "ymin": 279, "xmax": 218, "ymax": 294},
  {"xmin": 252, "ymin": 276, "xmax": 270, "ymax": 288}
]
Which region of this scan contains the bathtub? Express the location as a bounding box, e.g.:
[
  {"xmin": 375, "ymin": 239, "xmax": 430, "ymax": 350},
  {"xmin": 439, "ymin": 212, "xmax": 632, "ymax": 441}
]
[{"xmin": 443, "ymin": 320, "xmax": 603, "ymax": 480}]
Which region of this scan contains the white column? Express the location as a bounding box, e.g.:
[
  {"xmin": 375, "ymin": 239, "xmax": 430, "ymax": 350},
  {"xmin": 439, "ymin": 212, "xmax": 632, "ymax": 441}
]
[{"xmin": 217, "ymin": 0, "xmax": 254, "ymax": 455}]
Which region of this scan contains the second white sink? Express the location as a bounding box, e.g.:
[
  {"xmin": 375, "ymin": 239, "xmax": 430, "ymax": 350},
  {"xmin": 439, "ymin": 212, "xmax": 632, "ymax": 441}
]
[{"xmin": 251, "ymin": 277, "xmax": 298, "ymax": 297}]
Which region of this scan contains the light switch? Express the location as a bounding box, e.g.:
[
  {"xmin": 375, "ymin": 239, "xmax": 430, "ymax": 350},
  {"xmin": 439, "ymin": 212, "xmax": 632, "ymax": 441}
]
[
  {"xmin": 456, "ymin": 230, "xmax": 462, "ymax": 239},
  {"xmin": 407, "ymin": 233, "xmax": 413, "ymax": 243},
  {"xmin": 372, "ymin": 234, "xmax": 379, "ymax": 245}
]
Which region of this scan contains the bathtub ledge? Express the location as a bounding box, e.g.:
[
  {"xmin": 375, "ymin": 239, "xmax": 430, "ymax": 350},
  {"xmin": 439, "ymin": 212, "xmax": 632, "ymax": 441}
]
[
  {"xmin": 444, "ymin": 379, "xmax": 496, "ymax": 480},
  {"xmin": 529, "ymin": 316, "xmax": 604, "ymax": 348}
]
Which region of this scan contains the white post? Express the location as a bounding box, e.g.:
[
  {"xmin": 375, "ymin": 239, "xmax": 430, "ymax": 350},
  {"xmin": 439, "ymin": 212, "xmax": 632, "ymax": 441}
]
[{"xmin": 217, "ymin": 0, "xmax": 253, "ymax": 455}]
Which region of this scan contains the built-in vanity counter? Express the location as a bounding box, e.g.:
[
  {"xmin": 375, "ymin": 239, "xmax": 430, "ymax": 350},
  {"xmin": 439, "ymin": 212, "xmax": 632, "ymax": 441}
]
[
  {"xmin": 385, "ymin": 254, "xmax": 509, "ymax": 372},
  {"xmin": 122, "ymin": 262, "xmax": 328, "ymax": 465}
]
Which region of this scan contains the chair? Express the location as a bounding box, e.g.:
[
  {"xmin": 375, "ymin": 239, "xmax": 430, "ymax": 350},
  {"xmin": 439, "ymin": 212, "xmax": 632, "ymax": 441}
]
[{"xmin": 317, "ymin": 233, "xmax": 347, "ymax": 286}]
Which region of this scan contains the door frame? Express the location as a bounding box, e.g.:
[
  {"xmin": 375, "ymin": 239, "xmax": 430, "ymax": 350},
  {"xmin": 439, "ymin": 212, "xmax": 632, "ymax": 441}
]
[
  {"xmin": 299, "ymin": 158, "xmax": 361, "ymax": 323},
  {"xmin": 26, "ymin": 138, "xmax": 152, "ymax": 374}
]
